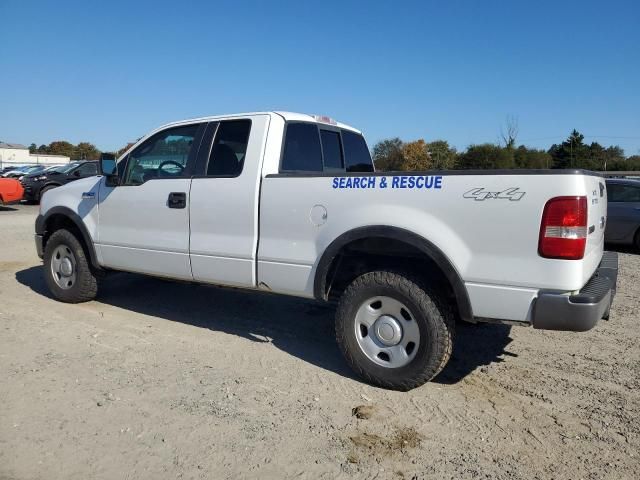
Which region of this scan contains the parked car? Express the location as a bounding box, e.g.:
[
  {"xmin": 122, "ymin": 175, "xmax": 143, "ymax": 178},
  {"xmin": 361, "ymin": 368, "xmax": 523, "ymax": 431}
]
[
  {"xmin": 34, "ymin": 112, "xmax": 617, "ymax": 390},
  {"xmin": 605, "ymin": 178, "xmax": 640, "ymax": 250},
  {"xmin": 2, "ymin": 165, "xmax": 32, "ymax": 178},
  {"xmin": 1, "ymin": 166, "xmax": 22, "ymax": 175},
  {"xmin": 0, "ymin": 177, "xmax": 24, "ymax": 206},
  {"xmin": 21, "ymin": 161, "xmax": 99, "ymax": 203}
]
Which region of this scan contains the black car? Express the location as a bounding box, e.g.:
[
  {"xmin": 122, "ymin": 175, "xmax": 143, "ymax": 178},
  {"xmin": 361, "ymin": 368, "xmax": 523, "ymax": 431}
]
[
  {"xmin": 21, "ymin": 161, "xmax": 99, "ymax": 203},
  {"xmin": 605, "ymin": 178, "xmax": 640, "ymax": 250}
]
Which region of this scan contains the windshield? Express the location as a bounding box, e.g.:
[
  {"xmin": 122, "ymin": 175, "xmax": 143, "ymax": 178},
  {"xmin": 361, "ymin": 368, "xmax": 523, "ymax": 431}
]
[{"xmin": 55, "ymin": 163, "xmax": 82, "ymax": 173}]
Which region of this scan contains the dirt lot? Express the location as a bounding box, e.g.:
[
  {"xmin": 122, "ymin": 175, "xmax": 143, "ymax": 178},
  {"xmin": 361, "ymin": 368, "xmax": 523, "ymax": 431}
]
[{"xmin": 1, "ymin": 204, "xmax": 638, "ymax": 479}]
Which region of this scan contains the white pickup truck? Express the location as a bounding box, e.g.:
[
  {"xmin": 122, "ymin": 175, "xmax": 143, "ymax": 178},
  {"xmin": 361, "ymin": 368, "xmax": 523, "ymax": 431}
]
[{"xmin": 35, "ymin": 112, "xmax": 618, "ymax": 390}]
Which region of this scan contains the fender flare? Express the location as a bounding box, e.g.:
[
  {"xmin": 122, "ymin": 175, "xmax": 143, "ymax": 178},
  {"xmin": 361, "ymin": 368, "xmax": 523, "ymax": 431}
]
[
  {"xmin": 313, "ymin": 225, "xmax": 473, "ymax": 322},
  {"xmin": 35, "ymin": 206, "xmax": 101, "ymax": 270}
]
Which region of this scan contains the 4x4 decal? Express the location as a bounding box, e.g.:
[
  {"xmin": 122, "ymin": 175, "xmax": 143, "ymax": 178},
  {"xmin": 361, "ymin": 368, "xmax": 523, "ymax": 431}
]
[{"xmin": 463, "ymin": 187, "xmax": 525, "ymax": 201}]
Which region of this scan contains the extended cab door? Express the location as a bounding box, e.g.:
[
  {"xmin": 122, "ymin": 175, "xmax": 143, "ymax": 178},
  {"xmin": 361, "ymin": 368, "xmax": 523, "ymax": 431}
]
[
  {"xmin": 189, "ymin": 115, "xmax": 269, "ymax": 287},
  {"xmin": 96, "ymin": 123, "xmax": 206, "ymax": 279}
]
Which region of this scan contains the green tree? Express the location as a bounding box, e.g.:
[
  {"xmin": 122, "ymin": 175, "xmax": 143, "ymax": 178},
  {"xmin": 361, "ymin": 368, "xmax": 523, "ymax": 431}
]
[
  {"xmin": 28, "ymin": 143, "xmax": 37, "ymax": 153},
  {"xmin": 514, "ymin": 146, "xmax": 551, "ymax": 169},
  {"xmin": 400, "ymin": 140, "xmax": 432, "ymax": 171},
  {"xmin": 457, "ymin": 144, "xmax": 515, "ymax": 169},
  {"xmin": 427, "ymin": 140, "xmax": 457, "ymax": 169},
  {"xmin": 75, "ymin": 142, "xmax": 101, "ymax": 160},
  {"xmin": 47, "ymin": 141, "xmax": 75, "ymax": 158},
  {"xmin": 372, "ymin": 138, "xmax": 404, "ymax": 171},
  {"xmin": 548, "ymin": 130, "xmax": 590, "ymax": 169}
]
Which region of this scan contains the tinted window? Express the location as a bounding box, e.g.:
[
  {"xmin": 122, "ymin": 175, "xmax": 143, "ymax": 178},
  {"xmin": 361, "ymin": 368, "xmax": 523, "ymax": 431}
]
[
  {"xmin": 320, "ymin": 130, "xmax": 343, "ymax": 170},
  {"xmin": 123, "ymin": 124, "xmax": 200, "ymax": 185},
  {"xmin": 608, "ymin": 183, "xmax": 640, "ymax": 202},
  {"xmin": 342, "ymin": 130, "xmax": 374, "ymax": 172},
  {"xmin": 77, "ymin": 162, "xmax": 98, "ymax": 175},
  {"xmin": 282, "ymin": 123, "xmax": 323, "ymax": 172},
  {"xmin": 207, "ymin": 120, "xmax": 251, "ymax": 176}
]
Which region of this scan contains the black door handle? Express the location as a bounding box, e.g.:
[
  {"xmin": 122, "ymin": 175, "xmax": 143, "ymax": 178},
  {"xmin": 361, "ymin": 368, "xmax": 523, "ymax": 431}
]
[{"xmin": 168, "ymin": 192, "xmax": 186, "ymax": 209}]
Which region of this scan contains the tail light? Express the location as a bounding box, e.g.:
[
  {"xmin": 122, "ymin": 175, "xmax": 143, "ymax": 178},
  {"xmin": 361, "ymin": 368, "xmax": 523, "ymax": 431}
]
[{"xmin": 539, "ymin": 196, "xmax": 588, "ymax": 260}]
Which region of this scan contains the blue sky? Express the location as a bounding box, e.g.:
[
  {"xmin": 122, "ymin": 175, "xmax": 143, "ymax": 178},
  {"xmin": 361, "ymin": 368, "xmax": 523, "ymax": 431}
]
[{"xmin": 1, "ymin": 0, "xmax": 639, "ymax": 155}]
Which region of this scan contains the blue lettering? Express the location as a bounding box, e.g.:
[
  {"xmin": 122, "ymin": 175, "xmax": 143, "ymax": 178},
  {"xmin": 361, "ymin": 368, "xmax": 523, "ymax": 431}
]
[
  {"xmin": 392, "ymin": 177, "xmax": 400, "ymax": 188},
  {"xmin": 338, "ymin": 177, "xmax": 346, "ymax": 188},
  {"xmin": 435, "ymin": 176, "xmax": 442, "ymax": 189},
  {"xmin": 399, "ymin": 176, "xmax": 408, "ymax": 189},
  {"xmin": 368, "ymin": 177, "xmax": 376, "ymax": 188},
  {"xmin": 353, "ymin": 177, "xmax": 361, "ymax": 188},
  {"xmin": 408, "ymin": 176, "xmax": 416, "ymax": 188},
  {"xmin": 415, "ymin": 176, "xmax": 424, "ymax": 188},
  {"xmin": 425, "ymin": 176, "xmax": 434, "ymax": 188},
  {"xmin": 332, "ymin": 178, "xmax": 339, "ymax": 189}
]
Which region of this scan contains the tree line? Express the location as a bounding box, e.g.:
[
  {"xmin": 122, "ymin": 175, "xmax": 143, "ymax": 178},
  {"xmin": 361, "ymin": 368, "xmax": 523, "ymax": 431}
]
[
  {"xmin": 29, "ymin": 141, "xmax": 102, "ymax": 160},
  {"xmin": 24, "ymin": 124, "xmax": 640, "ymax": 171},
  {"xmin": 372, "ymin": 127, "xmax": 640, "ymax": 172}
]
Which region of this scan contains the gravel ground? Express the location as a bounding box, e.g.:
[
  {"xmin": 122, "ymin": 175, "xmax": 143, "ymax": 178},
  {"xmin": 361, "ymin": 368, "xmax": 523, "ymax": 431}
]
[{"xmin": 1, "ymin": 204, "xmax": 638, "ymax": 480}]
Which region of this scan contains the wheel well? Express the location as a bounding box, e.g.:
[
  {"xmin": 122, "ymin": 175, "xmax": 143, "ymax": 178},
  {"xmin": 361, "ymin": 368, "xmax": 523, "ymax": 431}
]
[
  {"xmin": 320, "ymin": 235, "xmax": 472, "ymax": 322},
  {"xmin": 42, "ymin": 213, "xmax": 98, "ymax": 269}
]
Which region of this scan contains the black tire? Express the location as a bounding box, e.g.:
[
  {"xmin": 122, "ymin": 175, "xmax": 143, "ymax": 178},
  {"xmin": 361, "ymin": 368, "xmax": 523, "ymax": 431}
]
[
  {"xmin": 43, "ymin": 228, "xmax": 99, "ymax": 303},
  {"xmin": 335, "ymin": 270, "xmax": 454, "ymax": 391}
]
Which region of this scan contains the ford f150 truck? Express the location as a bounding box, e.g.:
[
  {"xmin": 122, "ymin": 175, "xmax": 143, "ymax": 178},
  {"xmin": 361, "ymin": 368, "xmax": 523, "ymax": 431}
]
[{"xmin": 34, "ymin": 112, "xmax": 618, "ymax": 390}]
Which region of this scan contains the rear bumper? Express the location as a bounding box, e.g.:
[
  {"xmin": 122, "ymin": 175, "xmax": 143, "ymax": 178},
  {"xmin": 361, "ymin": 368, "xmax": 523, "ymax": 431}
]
[{"xmin": 532, "ymin": 251, "xmax": 618, "ymax": 332}]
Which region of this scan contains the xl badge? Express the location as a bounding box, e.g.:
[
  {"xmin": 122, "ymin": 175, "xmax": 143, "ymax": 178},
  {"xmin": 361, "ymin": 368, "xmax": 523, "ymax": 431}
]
[{"xmin": 463, "ymin": 187, "xmax": 525, "ymax": 201}]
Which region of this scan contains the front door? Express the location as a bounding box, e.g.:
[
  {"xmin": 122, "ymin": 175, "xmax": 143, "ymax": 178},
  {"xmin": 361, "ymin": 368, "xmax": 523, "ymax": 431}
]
[{"xmin": 96, "ymin": 123, "xmax": 205, "ymax": 279}]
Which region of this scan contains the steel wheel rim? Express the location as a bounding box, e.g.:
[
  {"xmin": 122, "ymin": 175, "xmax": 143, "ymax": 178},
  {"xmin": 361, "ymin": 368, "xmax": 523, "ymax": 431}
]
[
  {"xmin": 354, "ymin": 296, "xmax": 420, "ymax": 368},
  {"xmin": 50, "ymin": 244, "xmax": 77, "ymax": 290}
]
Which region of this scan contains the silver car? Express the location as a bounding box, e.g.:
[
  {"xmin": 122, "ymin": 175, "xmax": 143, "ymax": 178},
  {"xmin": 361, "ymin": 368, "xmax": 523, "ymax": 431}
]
[{"xmin": 605, "ymin": 178, "xmax": 640, "ymax": 250}]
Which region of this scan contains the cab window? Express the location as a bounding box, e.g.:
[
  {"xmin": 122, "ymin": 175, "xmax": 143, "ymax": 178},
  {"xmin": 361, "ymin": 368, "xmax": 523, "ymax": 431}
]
[
  {"xmin": 320, "ymin": 130, "xmax": 343, "ymax": 170},
  {"xmin": 281, "ymin": 122, "xmax": 374, "ymax": 173},
  {"xmin": 342, "ymin": 130, "xmax": 374, "ymax": 172},
  {"xmin": 281, "ymin": 123, "xmax": 323, "ymax": 172},
  {"xmin": 122, "ymin": 124, "xmax": 201, "ymax": 185}
]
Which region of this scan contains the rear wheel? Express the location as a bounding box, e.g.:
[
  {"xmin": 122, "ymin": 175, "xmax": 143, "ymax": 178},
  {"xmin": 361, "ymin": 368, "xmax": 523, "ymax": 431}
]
[
  {"xmin": 335, "ymin": 270, "xmax": 454, "ymax": 390},
  {"xmin": 44, "ymin": 229, "xmax": 98, "ymax": 303}
]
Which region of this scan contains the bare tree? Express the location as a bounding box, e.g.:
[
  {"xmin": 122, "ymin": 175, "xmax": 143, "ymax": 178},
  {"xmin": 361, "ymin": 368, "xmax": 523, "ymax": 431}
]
[{"xmin": 500, "ymin": 115, "xmax": 519, "ymax": 149}]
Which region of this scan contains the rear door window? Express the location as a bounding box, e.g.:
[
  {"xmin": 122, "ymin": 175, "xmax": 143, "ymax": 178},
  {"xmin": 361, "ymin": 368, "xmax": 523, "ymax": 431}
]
[
  {"xmin": 342, "ymin": 130, "xmax": 374, "ymax": 172},
  {"xmin": 281, "ymin": 123, "xmax": 323, "ymax": 172},
  {"xmin": 206, "ymin": 120, "xmax": 252, "ymax": 177},
  {"xmin": 320, "ymin": 130, "xmax": 343, "ymax": 170}
]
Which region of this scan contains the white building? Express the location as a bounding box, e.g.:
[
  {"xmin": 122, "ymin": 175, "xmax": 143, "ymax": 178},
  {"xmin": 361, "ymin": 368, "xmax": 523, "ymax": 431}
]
[{"xmin": 0, "ymin": 143, "xmax": 70, "ymax": 168}]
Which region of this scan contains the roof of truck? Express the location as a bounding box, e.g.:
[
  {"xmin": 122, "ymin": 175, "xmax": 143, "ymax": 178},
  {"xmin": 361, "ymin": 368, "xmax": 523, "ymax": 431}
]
[{"xmin": 155, "ymin": 111, "xmax": 362, "ymax": 134}]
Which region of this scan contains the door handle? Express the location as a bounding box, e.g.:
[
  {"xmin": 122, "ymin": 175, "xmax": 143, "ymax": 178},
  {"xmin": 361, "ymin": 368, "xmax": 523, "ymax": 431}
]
[{"xmin": 167, "ymin": 192, "xmax": 186, "ymax": 209}]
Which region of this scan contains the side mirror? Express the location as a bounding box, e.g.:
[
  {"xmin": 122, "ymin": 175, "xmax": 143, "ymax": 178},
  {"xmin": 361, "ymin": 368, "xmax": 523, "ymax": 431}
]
[{"xmin": 100, "ymin": 153, "xmax": 118, "ymax": 184}]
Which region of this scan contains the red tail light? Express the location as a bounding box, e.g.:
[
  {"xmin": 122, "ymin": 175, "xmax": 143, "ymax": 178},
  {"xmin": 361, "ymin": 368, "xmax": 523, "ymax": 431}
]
[{"xmin": 539, "ymin": 196, "xmax": 588, "ymax": 260}]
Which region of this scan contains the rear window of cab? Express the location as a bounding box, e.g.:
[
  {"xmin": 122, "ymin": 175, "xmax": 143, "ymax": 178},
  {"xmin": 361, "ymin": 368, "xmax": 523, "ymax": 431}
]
[{"xmin": 281, "ymin": 122, "xmax": 374, "ymax": 173}]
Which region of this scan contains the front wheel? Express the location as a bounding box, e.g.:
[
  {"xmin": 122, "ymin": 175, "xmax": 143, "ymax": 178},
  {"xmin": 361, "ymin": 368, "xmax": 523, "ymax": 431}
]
[
  {"xmin": 43, "ymin": 229, "xmax": 99, "ymax": 303},
  {"xmin": 335, "ymin": 271, "xmax": 454, "ymax": 390}
]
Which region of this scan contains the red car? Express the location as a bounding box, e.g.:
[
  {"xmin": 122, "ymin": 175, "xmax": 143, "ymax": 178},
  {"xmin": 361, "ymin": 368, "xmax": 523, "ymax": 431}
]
[{"xmin": 0, "ymin": 178, "xmax": 24, "ymax": 206}]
